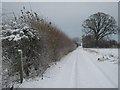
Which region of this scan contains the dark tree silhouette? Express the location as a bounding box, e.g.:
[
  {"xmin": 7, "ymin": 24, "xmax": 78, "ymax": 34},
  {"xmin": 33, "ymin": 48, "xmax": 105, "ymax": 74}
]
[{"xmin": 82, "ymin": 12, "xmax": 118, "ymax": 47}]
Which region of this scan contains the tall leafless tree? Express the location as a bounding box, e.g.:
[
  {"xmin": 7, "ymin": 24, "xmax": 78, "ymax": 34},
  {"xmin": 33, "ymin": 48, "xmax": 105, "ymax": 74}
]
[{"xmin": 82, "ymin": 12, "xmax": 118, "ymax": 47}]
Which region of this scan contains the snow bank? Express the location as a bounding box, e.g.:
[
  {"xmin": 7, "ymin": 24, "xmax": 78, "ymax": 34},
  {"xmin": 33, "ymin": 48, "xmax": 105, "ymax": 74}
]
[{"xmin": 84, "ymin": 48, "xmax": 119, "ymax": 64}]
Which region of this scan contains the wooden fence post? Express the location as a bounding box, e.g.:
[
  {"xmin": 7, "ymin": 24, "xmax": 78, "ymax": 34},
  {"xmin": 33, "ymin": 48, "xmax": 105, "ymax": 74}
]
[{"xmin": 18, "ymin": 49, "xmax": 23, "ymax": 83}]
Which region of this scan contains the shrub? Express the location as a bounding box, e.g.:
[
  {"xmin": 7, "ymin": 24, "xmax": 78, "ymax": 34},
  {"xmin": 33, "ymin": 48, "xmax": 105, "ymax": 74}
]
[{"xmin": 82, "ymin": 35, "xmax": 119, "ymax": 48}]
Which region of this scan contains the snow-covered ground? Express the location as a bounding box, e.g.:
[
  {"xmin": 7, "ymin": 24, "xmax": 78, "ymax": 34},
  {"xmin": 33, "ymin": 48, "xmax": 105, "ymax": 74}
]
[{"xmin": 17, "ymin": 46, "xmax": 118, "ymax": 88}]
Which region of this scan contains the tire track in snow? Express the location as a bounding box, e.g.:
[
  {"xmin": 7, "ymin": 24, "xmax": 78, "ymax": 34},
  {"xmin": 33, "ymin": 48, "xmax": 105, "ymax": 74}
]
[
  {"xmin": 57, "ymin": 48, "xmax": 78, "ymax": 88},
  {"xmin": 68, "ymin": 48, "xmax": 78, "ymax": 88}
]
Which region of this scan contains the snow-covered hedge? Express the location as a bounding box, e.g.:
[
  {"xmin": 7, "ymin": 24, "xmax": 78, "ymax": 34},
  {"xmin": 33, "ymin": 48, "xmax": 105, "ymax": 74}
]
[{"xmin": 2, "ymin": 9, "xmax": 76, "ymax": 88}]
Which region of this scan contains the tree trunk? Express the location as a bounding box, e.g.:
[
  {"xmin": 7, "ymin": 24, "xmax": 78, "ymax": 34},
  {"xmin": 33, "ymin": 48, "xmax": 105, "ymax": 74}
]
[
  {"xmin": 95, "ymin": 40, "xmax": 99, "ymax": 48},
  {"xmin": 95, "ymin": 35, "xmax": 99, "ymax": 48}
]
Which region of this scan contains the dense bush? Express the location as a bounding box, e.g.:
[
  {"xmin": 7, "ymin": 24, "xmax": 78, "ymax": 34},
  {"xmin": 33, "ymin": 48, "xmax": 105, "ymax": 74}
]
[
  {"xmin": 2, "ymin": 9, "xmax": 76, "ymax": 88},
  {"xmin": 82, "ymin": 35, "xmax": 119, "ymax": 48},
  {"xmin": 82, "ymin": 35, "xmax": 96, "ymax": 48}
]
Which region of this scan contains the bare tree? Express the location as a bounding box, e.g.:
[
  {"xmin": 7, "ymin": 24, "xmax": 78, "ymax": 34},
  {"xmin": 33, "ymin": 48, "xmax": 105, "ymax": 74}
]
[{"xmin": 82, "ymin": 12, "xmax": 118, "ymax": 47}]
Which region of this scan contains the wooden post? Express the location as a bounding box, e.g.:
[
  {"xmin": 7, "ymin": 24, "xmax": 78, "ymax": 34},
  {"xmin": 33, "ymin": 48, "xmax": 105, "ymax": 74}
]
[{"xmin": 18, "ymin": 49, "xmax": 23, "ymax": 83}]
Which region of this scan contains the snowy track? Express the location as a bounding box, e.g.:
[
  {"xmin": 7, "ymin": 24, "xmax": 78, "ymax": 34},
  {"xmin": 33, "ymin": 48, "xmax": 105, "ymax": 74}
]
[{"xmin": 19, "ymin": 47, "xmax": 118, "ymax": 88}]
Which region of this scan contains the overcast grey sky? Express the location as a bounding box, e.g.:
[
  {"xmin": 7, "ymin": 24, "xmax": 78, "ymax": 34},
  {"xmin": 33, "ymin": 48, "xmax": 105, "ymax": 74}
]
[{"xmin": 3, "ymin": 2, "xmax": 118, "ymax": 39}]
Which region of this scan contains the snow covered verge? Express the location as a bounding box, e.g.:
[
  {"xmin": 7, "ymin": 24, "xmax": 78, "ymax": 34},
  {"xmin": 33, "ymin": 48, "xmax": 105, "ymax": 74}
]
[
  {"xmin": 84, "ymin": 48, "xmax": 119, "ymax": 64},
  {"xmin": 2, "ymin": 10, "xmax": 76, "ymax": 88},
  {"xmin": 17, "ymin": 47, "xmax": 118, "ymax": 88}
]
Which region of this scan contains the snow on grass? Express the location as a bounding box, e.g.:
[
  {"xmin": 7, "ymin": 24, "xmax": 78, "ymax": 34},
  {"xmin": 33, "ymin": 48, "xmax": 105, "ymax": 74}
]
[
  {"xmin": 17, "ymin": 47, "xmax": 118, "ymax": 88},
  {"xmin": 84, "ymin": 48, "xmax": 118, "ymax": 64}
]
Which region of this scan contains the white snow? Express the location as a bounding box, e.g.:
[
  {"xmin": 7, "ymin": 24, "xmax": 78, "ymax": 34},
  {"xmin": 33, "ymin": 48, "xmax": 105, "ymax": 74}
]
[
  {"xmin": 2, "ymin": 27, "xmax": 32, "ymax": 41},
  {"xmin": 23, "ymin": 26, "xmax": 29, "ymax": 30},
  {"xmin": 18, "ymin": 49, "xmax": 22, "ymax": 52},
  {"xmin": 2, "ymin": 29, "xmax": 20, "ymax": 34},
  {"xmin": 2, "ymin": 34, "xmax": 22, "ymax": 41},
  {"xmin": 18, "ymin": 47, "xmax": 118, "ymax": 88}
]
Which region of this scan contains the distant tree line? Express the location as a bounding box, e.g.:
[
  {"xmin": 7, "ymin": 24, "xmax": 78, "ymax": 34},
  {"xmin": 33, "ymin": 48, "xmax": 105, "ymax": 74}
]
[{"xmin": 82, "ymin": 35, "xmax": 120, "ymax": 48}]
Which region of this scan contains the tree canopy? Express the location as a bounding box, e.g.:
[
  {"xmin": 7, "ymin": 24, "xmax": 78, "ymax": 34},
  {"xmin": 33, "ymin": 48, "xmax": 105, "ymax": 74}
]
[{"xmin": 82, "ymin": 12, "xmax": 118, "ymax": 46}]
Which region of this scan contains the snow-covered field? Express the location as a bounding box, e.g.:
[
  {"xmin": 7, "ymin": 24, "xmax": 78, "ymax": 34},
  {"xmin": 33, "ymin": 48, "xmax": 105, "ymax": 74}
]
[{"xmin": 16, "ymin": 47, "xmax": 118, "ymax": 88}]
